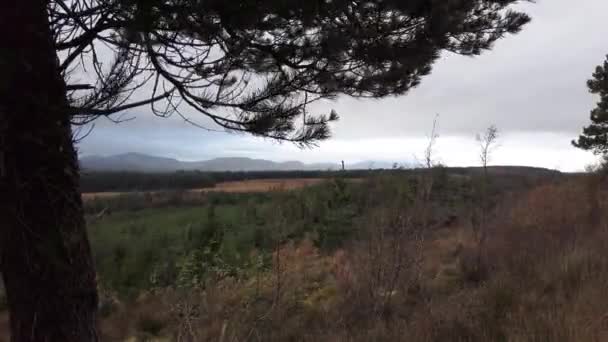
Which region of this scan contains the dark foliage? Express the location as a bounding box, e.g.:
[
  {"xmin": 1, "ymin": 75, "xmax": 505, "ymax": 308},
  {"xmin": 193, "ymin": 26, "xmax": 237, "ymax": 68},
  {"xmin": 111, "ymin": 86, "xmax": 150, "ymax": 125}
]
[
  {"xmin": 574, "ymin": 55, "xmax": 608, "ymax": 155},
  {"xmin": 80, "ymin": 169, "xmax": 369, "ymax": 192},
  {"xmin": 54, "ymin": 0, "xmax": 530, "ymax": 144},
  {"xmin": 81, "ymin": 171, "xmax": 216, "ymax": 192}
]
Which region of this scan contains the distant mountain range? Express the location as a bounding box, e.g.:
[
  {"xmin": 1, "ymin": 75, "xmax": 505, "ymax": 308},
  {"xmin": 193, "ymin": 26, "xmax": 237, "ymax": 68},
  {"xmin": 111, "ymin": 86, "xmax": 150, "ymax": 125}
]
[{"xmin": 79, "ymin": 152, "xmax": 398, "ymax": 172}]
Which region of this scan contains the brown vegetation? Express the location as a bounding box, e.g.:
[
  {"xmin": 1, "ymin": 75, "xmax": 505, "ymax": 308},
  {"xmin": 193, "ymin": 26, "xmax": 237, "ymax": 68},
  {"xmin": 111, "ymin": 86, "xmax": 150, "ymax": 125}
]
[
  {"xmin": 2, "ymin": 170, "xmax": 599, "ymax": 341},
  {"xmin": 78, "ymin": 173, "xmax": 608, "ymax": 341},
  {"xmin": 197, "ymin": 178, "xmax": 329, "ymax": 193},
  {"xmin": 82, "ymin": 178, "xmax": 331, "ymax": 201}
]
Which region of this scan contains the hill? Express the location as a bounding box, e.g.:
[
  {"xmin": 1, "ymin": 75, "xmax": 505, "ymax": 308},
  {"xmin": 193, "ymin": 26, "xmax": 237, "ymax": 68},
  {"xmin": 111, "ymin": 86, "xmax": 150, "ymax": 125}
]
[
  {"xmin": 80, "ymin": 153, "xmax": 563, "ymax": 176},
  {"xmin": 79, "ymin": 153, "xmax": 340, "ymax": 172}
]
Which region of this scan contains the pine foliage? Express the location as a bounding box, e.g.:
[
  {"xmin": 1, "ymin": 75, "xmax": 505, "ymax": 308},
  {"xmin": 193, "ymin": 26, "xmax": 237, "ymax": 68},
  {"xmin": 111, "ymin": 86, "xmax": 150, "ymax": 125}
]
[
  {"xmin": 574, "ymin": 55, "xmax": 608, "ymax": 154},
  {"xmin": 53, "ymin": 0, "xmax": 531, "ymax": 144}
]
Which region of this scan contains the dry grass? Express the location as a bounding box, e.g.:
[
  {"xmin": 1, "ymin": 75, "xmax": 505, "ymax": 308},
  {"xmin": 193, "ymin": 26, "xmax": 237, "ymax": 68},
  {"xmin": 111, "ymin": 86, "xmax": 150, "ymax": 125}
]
[
  {"xmin": 195, "ymin": 178, "xmax": 327, "ymax": 193},
  {"xmin": 119, "ymin": 174, "xmax": 608, "ymax": 342},
  {"xmin": 5, "ymin": 175, "xmax": 608, "ymax": 341}
]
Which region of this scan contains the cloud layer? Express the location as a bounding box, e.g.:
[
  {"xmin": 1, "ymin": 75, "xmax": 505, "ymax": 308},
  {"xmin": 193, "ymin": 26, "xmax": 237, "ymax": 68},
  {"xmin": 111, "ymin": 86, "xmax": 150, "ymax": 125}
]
[{"xmin": 77, "ymin": 0, "xmax": 607, "ymax": 171}]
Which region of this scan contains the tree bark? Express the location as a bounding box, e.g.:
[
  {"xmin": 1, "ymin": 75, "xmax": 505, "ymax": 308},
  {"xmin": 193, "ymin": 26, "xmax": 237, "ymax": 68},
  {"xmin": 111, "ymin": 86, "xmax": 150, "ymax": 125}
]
[{"xmin": 0, "ymin": 1, "xmax": 99, "ymax": 341}]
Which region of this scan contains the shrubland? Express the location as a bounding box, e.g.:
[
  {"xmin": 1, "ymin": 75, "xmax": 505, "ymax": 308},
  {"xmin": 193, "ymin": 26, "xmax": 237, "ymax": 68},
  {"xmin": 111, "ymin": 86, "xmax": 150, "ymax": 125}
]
[{"xmin": 4, "ymin": 167, "xmax": 605, "ymax": 341}]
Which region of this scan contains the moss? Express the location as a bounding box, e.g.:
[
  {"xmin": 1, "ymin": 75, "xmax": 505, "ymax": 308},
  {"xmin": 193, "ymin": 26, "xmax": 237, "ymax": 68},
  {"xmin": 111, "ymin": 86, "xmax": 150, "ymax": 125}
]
[{"xmin": 302, "ymin": 285, "xmax": 338, "ymax": 311}]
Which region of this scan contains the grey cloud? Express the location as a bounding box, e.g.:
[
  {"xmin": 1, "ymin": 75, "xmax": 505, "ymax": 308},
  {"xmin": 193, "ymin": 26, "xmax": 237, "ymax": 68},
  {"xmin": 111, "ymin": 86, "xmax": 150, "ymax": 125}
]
[
  {"xmin": 76, "ymin": 0, "xmax": 606, "ymax": 170},
  {"xmin": 320, "ymin": 0, "xmax": 608, "ymax": 139}
]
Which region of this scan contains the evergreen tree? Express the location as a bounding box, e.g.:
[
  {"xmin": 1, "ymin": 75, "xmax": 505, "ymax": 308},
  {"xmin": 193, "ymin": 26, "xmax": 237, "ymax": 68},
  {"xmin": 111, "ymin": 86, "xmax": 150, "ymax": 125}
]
[
  {"xmin": 0, "ymin": 0, "xmax": 530, "ymax": 339},
  {"xmin": 574, "ymin": 55, "xmax": 608, "ymax": 155}
]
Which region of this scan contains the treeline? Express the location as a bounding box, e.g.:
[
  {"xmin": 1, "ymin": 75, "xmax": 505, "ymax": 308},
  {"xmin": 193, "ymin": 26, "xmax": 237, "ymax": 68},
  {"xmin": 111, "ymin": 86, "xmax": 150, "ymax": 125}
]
[
  {"xmin": 80, "ymin": 166, "xmax": 561, "ymax": 193},
  {"xmin": 80, "ymin": 171, "xmax": 215, "ymax": 193},
  {"xmin": 80, "ymin": 169, "xmax": 375, "ymax": 193}
]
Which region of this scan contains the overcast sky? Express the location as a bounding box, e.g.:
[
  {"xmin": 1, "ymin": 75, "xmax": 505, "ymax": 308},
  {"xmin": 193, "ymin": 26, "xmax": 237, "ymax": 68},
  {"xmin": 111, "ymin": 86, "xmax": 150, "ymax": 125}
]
[{"xmin": 76, "ymin": 0, "xmax": 608, "ymax": 172}]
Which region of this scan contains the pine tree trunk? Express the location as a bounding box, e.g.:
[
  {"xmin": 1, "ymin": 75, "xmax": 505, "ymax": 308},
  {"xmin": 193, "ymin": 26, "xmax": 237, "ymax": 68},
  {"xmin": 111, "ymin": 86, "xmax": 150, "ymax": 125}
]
[{"xmin": 0, "ymin": 1, "xmax": 99, "ymax": 341}]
